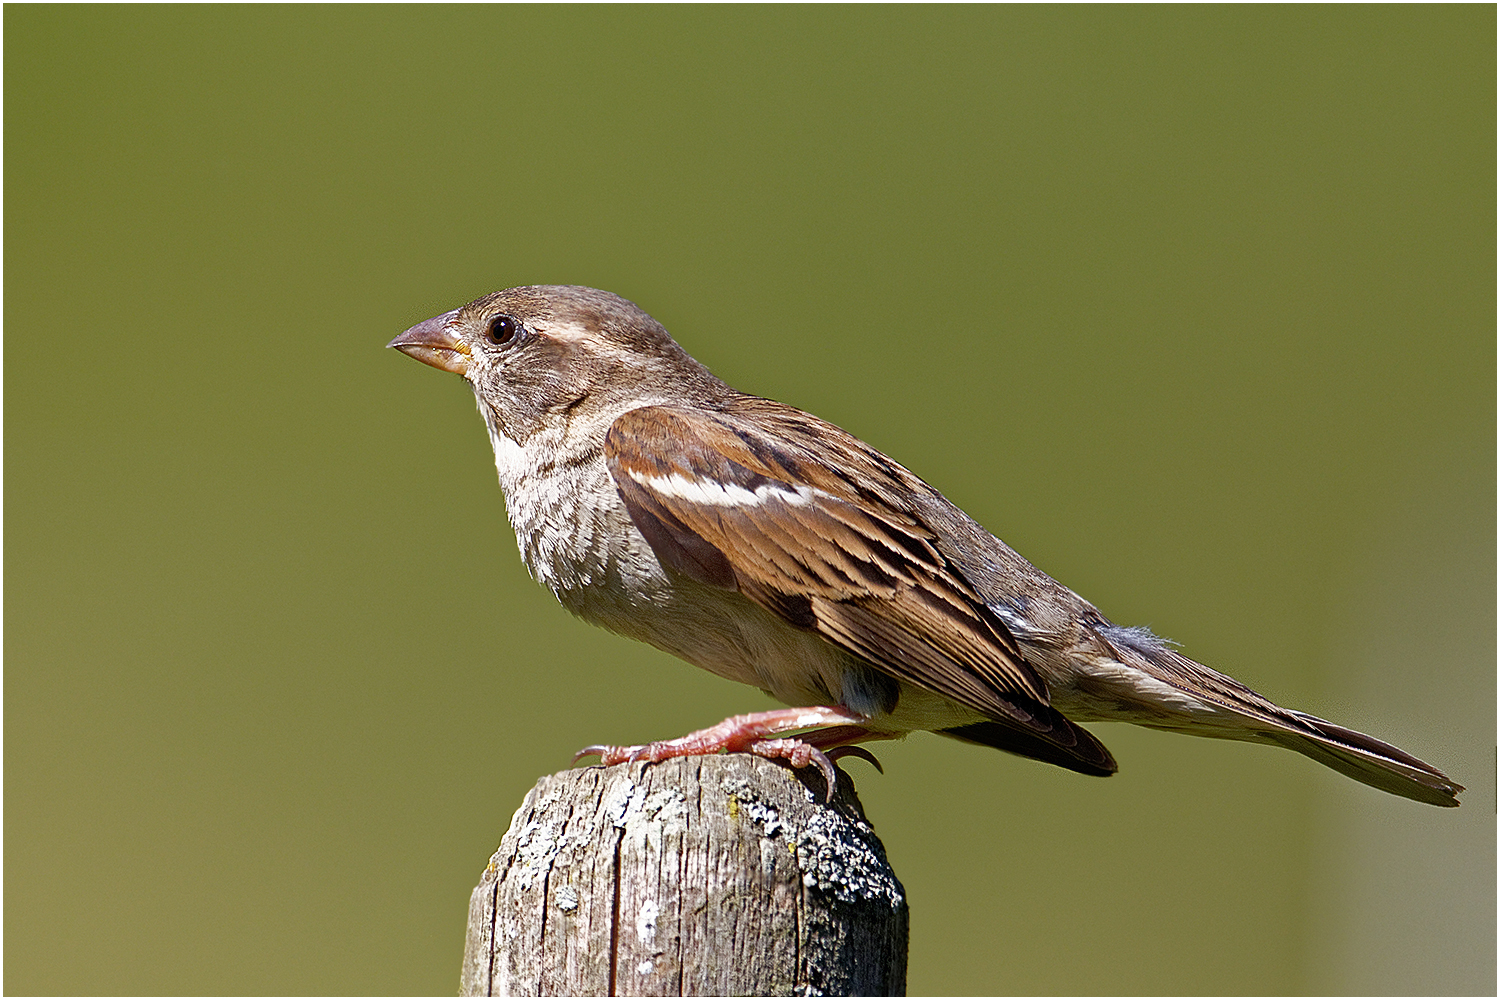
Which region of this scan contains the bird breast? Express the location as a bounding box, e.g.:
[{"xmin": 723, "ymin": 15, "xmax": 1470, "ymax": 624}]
[{"xmin": 478, "ymin": 395, "xmax": 632, "ymax": 598}]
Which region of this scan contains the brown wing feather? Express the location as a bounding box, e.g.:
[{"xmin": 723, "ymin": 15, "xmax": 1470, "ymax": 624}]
[
  {"xmin": 605, "ymin": 403, "xmax": 1051, "ymax": 726},
  {"xmin": 939, "ymin": 721, "xmax": 1118, "ymax": 777}
]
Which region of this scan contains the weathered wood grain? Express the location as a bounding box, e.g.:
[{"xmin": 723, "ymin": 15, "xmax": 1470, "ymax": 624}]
[{"xmin": 461, "ymin": 755, "xmax": 908, "ymax": 996}]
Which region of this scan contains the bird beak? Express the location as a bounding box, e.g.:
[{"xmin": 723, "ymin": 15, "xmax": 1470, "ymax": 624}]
[{"xmin": 388, "ymin": 308, "xmax": 471, "ymax": 376}]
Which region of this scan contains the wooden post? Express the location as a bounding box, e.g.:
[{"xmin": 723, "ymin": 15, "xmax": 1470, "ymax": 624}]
[{"xmin": 461, "ymin": 754, "xmax": 909, "ymax": 997}]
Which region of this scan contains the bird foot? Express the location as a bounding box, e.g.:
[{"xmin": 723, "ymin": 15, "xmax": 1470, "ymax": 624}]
[{"xmin": 574, "ymin": 706, "xmax": 876, "ymax": 801}]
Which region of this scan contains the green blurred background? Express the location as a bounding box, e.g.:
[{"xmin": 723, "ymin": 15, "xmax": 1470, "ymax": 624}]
[{"xmin": 7, "ymin": 7, "xmax": 1493, "ymax": 995}]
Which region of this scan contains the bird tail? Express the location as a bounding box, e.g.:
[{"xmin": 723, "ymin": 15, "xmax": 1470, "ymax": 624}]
[
  {"xmin": 1098, "ymin": 631, "xmax": 1463, "ymax": 807},
  {"xmin": 1244, "ymin": 712, "xmax": 1462, "ymax": 807}
]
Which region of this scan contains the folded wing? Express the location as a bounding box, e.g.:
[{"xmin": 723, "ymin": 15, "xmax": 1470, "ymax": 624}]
[{"xmin": 604, "ymin": 402, "xmax": 1116, "ymax": 776}]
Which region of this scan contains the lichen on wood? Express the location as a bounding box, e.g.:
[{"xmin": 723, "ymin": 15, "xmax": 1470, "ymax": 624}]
[{"xmin": 461, "ymin": 754, "xmax": 908, "ymax": 997}]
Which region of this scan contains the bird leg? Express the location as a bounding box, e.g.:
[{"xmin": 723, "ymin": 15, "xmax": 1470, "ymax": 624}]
[{"xmin": 574, "ymin": 707, "xmax": 888, "ymax": 800}]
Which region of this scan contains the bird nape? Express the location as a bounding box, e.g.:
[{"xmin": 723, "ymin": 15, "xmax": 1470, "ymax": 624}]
[{"xmin": 389, "ymin": 284, "xmax": 1461, "ymax": 808}]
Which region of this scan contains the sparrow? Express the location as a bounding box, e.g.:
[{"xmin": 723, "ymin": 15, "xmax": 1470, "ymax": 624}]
[{"xmin": 389, "ymin": 285, "xmax": 1461, "ymax": 807}]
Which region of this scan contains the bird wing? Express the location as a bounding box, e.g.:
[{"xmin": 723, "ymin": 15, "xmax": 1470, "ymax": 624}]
[{"xmin": 604, "ymin": 401, "xmax": 1054, "ymax": 729}]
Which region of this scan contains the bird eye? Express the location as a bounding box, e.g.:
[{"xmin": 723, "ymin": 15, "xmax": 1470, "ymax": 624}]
[{"xmin": 487, "ymin": 315, "xmax": 520, "ymax": 346}]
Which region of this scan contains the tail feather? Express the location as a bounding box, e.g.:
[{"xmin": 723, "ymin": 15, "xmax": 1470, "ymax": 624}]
[
  {"xmin": 1098, "ymin": 632, "xmax": 1462, "ymax": 806},
  {"xmin": 1256, "ymin": 712, "xmax": 1463, "ymax": 807}
]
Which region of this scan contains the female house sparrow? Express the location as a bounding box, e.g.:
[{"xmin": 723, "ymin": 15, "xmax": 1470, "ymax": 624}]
[{"xmin": 389, "ymin": 285, "xmax": 1460, "ymax": 806}]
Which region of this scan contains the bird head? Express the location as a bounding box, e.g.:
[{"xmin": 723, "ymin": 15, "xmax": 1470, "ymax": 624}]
[{"xmin": 388, "ymin": 285, "xmax": 722, "ymax": 444}]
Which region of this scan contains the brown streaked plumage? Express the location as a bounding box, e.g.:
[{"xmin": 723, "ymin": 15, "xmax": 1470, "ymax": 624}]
[
  {"xmin": 605, "ymin": 404, "xmax": 1115, "ymax": 778},
  {"xmin": 388, "ymin": 284, "xmax": 1462, "ymax": 806}
]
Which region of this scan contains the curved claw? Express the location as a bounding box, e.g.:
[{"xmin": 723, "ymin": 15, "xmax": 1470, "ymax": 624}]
[
  {"xmin": 805, "ymin": 746, "xmax": 838, "ymax": 801},
  {"xmin": 573, "ymin": 741, "xmax": 680, "ymax": 766},
  {"xmin": 748, "ymin": 738, "xmax": 840, "ymax": 801},
  {"xmin": 827, "ymin": 744, "xmax": 884, "ymax": 774},
  {"xmin": 815, "ymin": 756, "xmax": 837, "ymax": 801}
]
